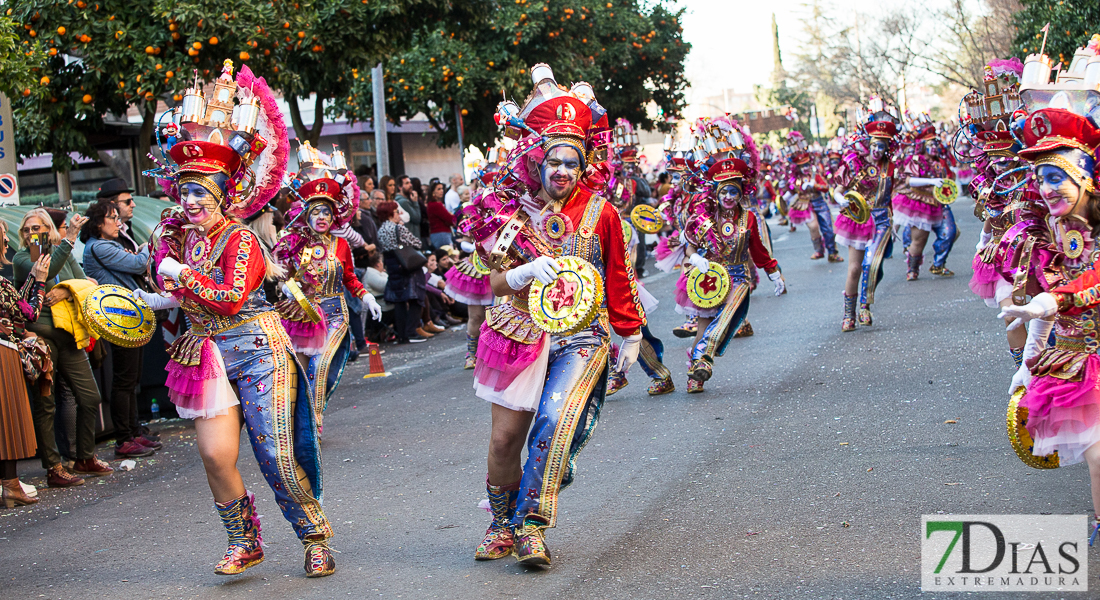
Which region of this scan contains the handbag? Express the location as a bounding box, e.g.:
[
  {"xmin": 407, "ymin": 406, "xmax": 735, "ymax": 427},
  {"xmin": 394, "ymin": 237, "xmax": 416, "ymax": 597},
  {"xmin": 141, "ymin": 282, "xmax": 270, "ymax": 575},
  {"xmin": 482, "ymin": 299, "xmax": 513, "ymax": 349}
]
[{"xmin": 395, "ymin": 245, "xmax": 427, "ymax": 271}]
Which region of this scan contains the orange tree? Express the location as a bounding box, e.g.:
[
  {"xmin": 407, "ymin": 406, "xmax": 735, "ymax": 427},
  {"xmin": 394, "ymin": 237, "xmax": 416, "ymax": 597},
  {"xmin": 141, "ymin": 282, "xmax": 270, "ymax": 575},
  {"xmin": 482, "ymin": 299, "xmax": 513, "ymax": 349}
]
[
  {"xmin": 7, "ymin": 0, "xmax": 273, "ymax": 172},
  {"xmin": 1013, "ymin": 0, "xmax": 1100, "ymax": 66},
  {"xmin": 333, "ymin": 0, "xmax": 690, "ymax": 148},
  {"xmin": 212, "ymin": 0, "xmax": 490, "ymax": 145}
]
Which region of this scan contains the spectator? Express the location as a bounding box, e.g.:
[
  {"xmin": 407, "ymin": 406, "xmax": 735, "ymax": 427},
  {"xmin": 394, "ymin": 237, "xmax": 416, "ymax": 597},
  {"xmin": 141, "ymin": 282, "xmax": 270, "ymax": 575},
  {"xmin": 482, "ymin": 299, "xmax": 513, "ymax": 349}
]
[
  {"xmin": 379, "ymin": 175, "xmax": 397, "ymax": 202},
  {"xmin": 376, "ymin": 201, "xmax": 427, "ymax": 344},
  {"xmin": 0, "ymin": 220, "xmax": 14, "ymax": 280},
  {"xmin": 410, "ymin": 177, "xmax": 430, "ymax": 247},
  {"xmin": 97, "ymin": 178, "xmax": 139, "ymax": 252},
  {"xmin": 656, "ymin": 172, "xmax": 671, "ymax": 200},
  {"xmin": 444, "ymin": 173, "xmax": 464, "ymax": 214},
  {"xmin": 394, "ymin": 175, "xmax": 421, "ymax": 239},
  {"xmin": 80, "ymin": 201, "xmax": 158, "ymax": 459},
  {"xmin": 360, "ymin": 174, "xmax": 376, "ymax": 196},
  {"xmin": 425, "ymin": 181, "xmax": 454, "ymax": 250},
  {"xmin": 458, "ymin": 185, "xmax": 471, "ymax": 208},
  {"xmin": 361, "ymin": 252, "xmax": 394, "ymax": 343},
  {"xmin": 14, "ymin": 208, "xmax": 109, "ymax": 487},
  {"xmin": 0, "ymin": 252, "xmax": 53, "ymax": 507}
]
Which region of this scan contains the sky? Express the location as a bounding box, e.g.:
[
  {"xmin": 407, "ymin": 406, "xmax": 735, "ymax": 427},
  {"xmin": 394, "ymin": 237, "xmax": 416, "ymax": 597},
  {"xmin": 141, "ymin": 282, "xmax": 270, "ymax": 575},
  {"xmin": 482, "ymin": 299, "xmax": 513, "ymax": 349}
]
[{"xmin": 678, "ymin": 0, "xmax": 912, "ymax": 101}]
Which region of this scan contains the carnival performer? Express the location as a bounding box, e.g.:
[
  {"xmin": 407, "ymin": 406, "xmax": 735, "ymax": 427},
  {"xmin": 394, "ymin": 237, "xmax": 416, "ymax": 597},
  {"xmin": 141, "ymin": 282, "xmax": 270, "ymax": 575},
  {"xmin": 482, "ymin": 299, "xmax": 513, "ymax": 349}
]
[
  {"xmin": 447, "ymin": 160, "xmax": 501, "ymax": 369},
  {"xmin": 998, "ymin": 99, "xmax": 1100, "ymax": 532},
  {"xmin": 460, "ymin": 65, "xmax": 646, "ymax": 566},
  {"xmin": 652, "ymin": 144, "xmax": 698, "ymax": 339},
  {"xmin": 959, "ymin": 58, "xmax": 1034, "ymax": 366},
  {"xmin": 893, "ymin": 113, "xmax": 955, "ymax": 280},
  {"xmin": 682, "ymin": 116, "xmax": 786, "ymax": 393},
  {"xmin": 782, "ymin": 132, "xmax": 841, "ymax": 261},
  {"xmin": 604, "ymin": 120, "xmax": 674, "ymax": 396},
  {"xmin": 829, "ymin": 98, "xmax": 899, "ymax": 330},
  {"xmin": 138, "ymin": 61, "xmax": 336, "ymax": 577},
  {"xmin": 274, "ymin": 142, "xmax": 381, "ymax": 433}
]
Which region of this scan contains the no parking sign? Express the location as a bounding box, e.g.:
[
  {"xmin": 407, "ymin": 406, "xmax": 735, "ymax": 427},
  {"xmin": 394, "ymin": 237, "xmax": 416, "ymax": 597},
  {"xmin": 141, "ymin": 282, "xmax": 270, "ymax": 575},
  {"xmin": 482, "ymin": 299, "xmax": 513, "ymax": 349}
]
[{"xmin": 0, "ymin": 94, "xmax": 19, "ymax": 206}]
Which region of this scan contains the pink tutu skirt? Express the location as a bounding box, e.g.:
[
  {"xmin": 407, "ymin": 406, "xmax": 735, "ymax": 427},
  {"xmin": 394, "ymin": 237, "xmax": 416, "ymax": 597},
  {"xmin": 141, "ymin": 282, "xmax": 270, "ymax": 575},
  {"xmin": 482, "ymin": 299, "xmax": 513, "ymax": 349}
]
[
  {"xmin": 654, "ymin": 236, "xmax": 685, "ymax": 273},
  {"xmin": 282, "ymin": 312, "xmax": 329, "ymax": 356},
  {"xmin": 968, "ymin": 255, "xmax": 1001, "ymax": 301},
  {"xmin": 892, "ymin": 193, "xmax": 942, "ymax": 232},
  {"xmin": 165, "ymin": 338, "xmax": 238, "ymax": 420},
  {"xmin": 473, "ymin": 323, "xmax": 547, "ymax": 412},
  {"xmin": 674, "ymin": 270, "xmax": 720, "ymax": 318},
  {"xmin": 788, "ymin": 207, "xmax": 813, "ymax": 226},
  {"xmin": 1021, "ymin": 354, "xmax": 1100, "ymax": 465},
  {"xmin": 445, "ymin": 265, "xmax": 493, "ymax": 306},
  {"xmin": 834, "ymin": 212, "xmax": 876, "ymax": 250}
]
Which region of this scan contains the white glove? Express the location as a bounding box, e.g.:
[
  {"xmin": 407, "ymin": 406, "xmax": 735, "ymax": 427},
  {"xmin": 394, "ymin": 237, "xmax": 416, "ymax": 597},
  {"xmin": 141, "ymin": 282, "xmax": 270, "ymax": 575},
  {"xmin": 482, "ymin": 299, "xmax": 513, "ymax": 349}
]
[
  {"xmin": 976, "ymin": 230, "xmax": 993, "ymax": 252},
  {"xmin": 782, "ymin": 191, "xmax": 796, "ymax": 203},
  {"xmin": 909, "ymin": 177, "xmax": 945, "ymax": 187},
  {"xmin": 281, "ymin": 282, "xmax": 294, "ymax": 298},
  {"xmin": 460, "ymin": 241, "xmax": 475, "ymax": 254},
  {"xmin": 134, "ymin": 288, "xmax": 180, "ymax": 310},
  {"xmin": 768, "ymin": 270, "xmax": 786, "ymax": 296},
  {"xmin": 158, "ymin": 257, "xmax": 186, "ymax": 280},
  {"xmin": 801, "ymin": 181, "xmax": 813, "ymax": 190},
  {"xmin": 505, "ymin": 256, "xmax": 561, "ymax": 290},
  {"xmin": 616, "ymin": 333, "xmax": 643, "ymax": 373},
  {"xmin": 688, "ymin": 252, "xmax": 710, "ymax": 272},
  {"xmin": 1010, "ymin": 317, "xmax": 1055, "ymax": 393},
  {"xmin": 998, "ymin": 292, "xmax": 1058, "ymax": 331},
  {"xmin": 832, "ymin": 189, "xmax": 849, "ymax": 208},
  {"xmin": 363, "ymin": 293, "xmax": 382, "ymax": 321}
]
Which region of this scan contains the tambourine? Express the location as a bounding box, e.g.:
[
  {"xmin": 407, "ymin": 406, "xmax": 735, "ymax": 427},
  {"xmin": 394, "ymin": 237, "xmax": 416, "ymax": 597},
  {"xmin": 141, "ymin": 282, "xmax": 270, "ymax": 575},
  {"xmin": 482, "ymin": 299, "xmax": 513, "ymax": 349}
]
[
  {"xmin": 621, "ymin": 219, "xmax": 634, "ymax": 247},
  {"xmin": 470, "ymin": 252, "xmax": 491, "ymax": 275},
  {"xmin": 284, "ymin": 279, "xmax": 323, "ymax": 323},
  {"xmin": 1006, "ymin": 387, "xmax": 1059, "ymax": 469},
  {"xmin": 840, "ymin": 190, "xmax": 871, "ymax": 225},
  {"xmin": 528, "ymin": 256, "xmax": 604, "ymax": 336},
  {"xmin": 630, "ymin": 204, "xmax": 665, "ymax": 234},
  {"xmin": 686, "ymin": 264, "xmax": 731, "ymax": 308},
  {"xmin": 82, "ymin": 285, "xmax": 156, "ymax": 348},
  {"xmin": 933, "ymin": 179, "xmax": 960, "ymax": 204}
]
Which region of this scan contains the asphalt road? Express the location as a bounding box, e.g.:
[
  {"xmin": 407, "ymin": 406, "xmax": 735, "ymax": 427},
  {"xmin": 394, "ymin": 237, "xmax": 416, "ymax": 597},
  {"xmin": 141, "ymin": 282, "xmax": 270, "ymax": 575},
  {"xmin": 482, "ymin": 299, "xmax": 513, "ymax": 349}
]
[{"xmin": 2, "ymin": 201, "xmax": 1092, "ymax": 599}]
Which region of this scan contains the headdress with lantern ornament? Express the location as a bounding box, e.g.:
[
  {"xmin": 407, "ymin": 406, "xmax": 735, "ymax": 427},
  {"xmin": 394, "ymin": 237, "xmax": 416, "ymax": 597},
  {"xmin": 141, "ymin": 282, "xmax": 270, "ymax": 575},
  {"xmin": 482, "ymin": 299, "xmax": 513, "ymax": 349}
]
[
  {"xmin": 681, "ymin": 115, "xmax": 760, "ymax": 252},
  {"xmin": 284, "ymin": 141, "xmax": 361, "ymax": 229},
  {"xmin": 1014, "ymin": 34, "xmax": 1100, "ymax": 195},
  {"xmin": 458, "ymin": 64, "xmax": 607, "ymax": 269},
  {"xmin": 784, "ymin": 130, "xmax": 812, "ymax": 166},
  {"xmin": 147, "ymin": 59, "xmax": 288, "ymax": 221},
  {"xmin": 958, "ymin": 58, "xmax": 1025, "ymax": 158},
  {"xmin": 605, "ymin": 118, "xmax": 643, "ymax": 209}
]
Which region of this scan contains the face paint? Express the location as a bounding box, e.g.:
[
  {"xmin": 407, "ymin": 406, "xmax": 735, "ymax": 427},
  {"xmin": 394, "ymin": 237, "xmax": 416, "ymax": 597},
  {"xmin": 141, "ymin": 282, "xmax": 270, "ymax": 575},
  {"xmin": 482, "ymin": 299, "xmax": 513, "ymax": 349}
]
[
  {"xmin": 926, "ymin": 139, "xmax": 944, "ymax": 157},
  {"xmin": 308, "ymin": 202, "xmax": 335, "ymax": 233},
  {"xmin": 717, "ymin": 182, "xmax": 743, "ymax": 209},
  {"xmin": 540, "ymin": 146, "xmax": 582, "ymax": 202},
  {"xmin": 178, "ymin": 182, "xmax": 219, "ymax": 226},
  {"xmin": 1036, "ymin": 164, "xmax": 1084, "ymax": 217},
  {"xmin": 671, "ymin": 172, "xmax": 683, "ymax": 186},
  {"xmin": 869, "ymin": 140, "xmax": 888, "ymax": 162},
  {"xmin": 828, "ymin": 158, "xmax": 841, "ymax": 171}
]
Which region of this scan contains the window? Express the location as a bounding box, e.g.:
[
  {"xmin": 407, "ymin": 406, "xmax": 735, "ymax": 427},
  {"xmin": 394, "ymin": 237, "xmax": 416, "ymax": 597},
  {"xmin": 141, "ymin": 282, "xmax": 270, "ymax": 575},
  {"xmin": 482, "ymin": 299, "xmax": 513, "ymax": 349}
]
[{"xmin": 348, "ymin": 135, "xmax": 376, "ymax": 173}]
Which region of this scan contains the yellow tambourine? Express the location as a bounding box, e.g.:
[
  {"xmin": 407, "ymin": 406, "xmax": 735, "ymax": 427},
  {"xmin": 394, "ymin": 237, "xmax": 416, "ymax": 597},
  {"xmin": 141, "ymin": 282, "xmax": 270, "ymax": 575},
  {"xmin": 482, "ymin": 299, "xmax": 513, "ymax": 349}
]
[
  {"xmin": 933, "ymin": 179, "xmax": 960, "ymax": 204},
  {"xmin": 840, "ymin": 190, "xmax": 871, "ymax": 225},
  {"xmin": 630, "ymin": 204, "xmax": 665, "ymax": 234},
  {"xmin": 81, "ymin": 285, "xmax": 156, "ymax": 348},
  {"xmin": 528, "ymin": 256, "xmax": 604, "ymax": 336},
  {"xmin": 686, "ymin": 264, "xmax": 731, "ymax": 308},
  {"xmin": 284, "ymin": 279, "xmax": 322, "ymax": 323},
  {"xmin": 1007, "ymin": 387, "xmax": 1059, "ymax": 469},
  {"xmin": 471, "ymin": 251, "xmax": 491, "ymax": 275}
]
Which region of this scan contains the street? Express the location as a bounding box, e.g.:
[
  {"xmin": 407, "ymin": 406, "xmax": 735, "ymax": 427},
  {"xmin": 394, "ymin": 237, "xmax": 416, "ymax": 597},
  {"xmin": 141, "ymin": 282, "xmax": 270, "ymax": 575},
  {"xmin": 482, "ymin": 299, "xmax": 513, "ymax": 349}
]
[{"xmin": 1, "ymin": 204, "xmax": 1088, "ymax": 599}]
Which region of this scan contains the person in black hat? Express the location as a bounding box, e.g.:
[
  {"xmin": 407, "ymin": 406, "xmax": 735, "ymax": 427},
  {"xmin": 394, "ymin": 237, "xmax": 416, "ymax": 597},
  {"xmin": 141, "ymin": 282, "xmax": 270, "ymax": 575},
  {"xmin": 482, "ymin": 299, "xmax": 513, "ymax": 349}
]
[{"xmin": 96, "ymin": 178, "xmax": 138, "ymax": 252}]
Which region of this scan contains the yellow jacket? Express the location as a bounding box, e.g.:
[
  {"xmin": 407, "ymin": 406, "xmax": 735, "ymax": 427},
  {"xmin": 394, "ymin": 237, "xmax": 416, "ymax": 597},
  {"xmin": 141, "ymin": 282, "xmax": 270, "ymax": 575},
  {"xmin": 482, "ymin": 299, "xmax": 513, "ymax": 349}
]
[{"xmin": 51, "ymin": 279, "xmax": 98, "ymax": 350}]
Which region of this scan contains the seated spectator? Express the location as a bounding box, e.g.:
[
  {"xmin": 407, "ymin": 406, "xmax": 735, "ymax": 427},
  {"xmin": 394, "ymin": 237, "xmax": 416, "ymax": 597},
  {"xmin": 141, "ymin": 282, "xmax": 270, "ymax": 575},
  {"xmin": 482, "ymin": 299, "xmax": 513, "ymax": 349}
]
[
  {"xmin": 80, "ymin": 201, "xmax": 158, "ymax": 459},
  {"xmin": 14, "ymin": 208, "xmax": 111, "ymax": 486}
]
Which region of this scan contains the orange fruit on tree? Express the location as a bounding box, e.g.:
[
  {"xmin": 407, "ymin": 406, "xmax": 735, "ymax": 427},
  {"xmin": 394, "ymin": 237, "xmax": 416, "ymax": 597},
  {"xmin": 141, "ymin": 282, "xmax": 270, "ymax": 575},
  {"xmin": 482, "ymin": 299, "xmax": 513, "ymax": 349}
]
[
  {"xmin": 48, "ymin": 47, "xmax": 57, "ymax": 56},
  {"xmin": 192, "ymin": 41, "xmax": 202, "ymax": 50},
  {"xmin": 40, "ymin": 76, "xmax": 50, "ymax": 85},
  {"xmin": 239, "ymin": 51, "xmax": 249, "ymax": 60},
  {"xmin": 208, "ymin": 36, "xmax": 218, "ymax": 45},
  {"xmin": 166, "ymin": 70, "xmax": 174, "ymax": 78},
  {"xmin": 22, "ymin": 88, "xmax": 31, "ymax": 97},
  {"xmin": 145, "ymin": 45, "xmax": 155, "ymax": 54},
  {"xmin": 82, "ymin": 94, "xmax": 92, "ymax": 103},
  {"xmin": 57, "ymin": 26, "xmax": 65, "ymax": 35}
]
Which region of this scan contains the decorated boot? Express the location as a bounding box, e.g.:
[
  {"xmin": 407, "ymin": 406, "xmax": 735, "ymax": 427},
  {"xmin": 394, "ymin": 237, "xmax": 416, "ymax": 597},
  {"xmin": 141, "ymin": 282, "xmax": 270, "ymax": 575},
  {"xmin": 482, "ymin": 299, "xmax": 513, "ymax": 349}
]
[
  {"xmin": 303, "ymin": 537, "xmax": 336, "ymax": 577},
  {"xmin": 475, "ymin": 479, "xmax": 519, "ymax": 560},
  {"xmin": 672, "ymin": 316, "xmax": 697, "ymax": 338},
  {"xmin": 513, "ymin": 514, "xmax": 551, "ymax": 566},
  {"xmin": 842, "ymin": 293, "xmax": 857, "ymax": 332},
  {"xmin": 606, "ymin": 370, "xmax": 628, "ymax": 396},
  {"xmin": 647, "ymin": 376, "xmax": 675, "ymax": 396},
  {"xmin": 734, "ymin": 320, "xmax": 754, "ymax": 338},
  {"xmin": 688, "ymin": 357, "xmax": 713, "ymax": 382},
  {"xmin": 1009, "ymin": 347, "xmax": 1024, "ymax": 369},
  {"xmin": 857, "ymin": 302, "xmax": 873, "ymax": 327},
  {"xmin": 810, "ymin": 237, "xmax": 825, "ymax": 260},
  {"xmin": 827, "ymin": 252, "xmax": 844, "ymax": 263},
  {"xmin": 906, "ymin": 254, "xmax": 922, "ymax": 281},
  {"xmin": 686, "ymin": 378, "xmax": 705, "ymax": 393},
  {"xmin": 929, "ymin": 265, "xmax": 954, "ymax": 277},
  {"xmin": 464, "ymin": 332, "xmax": 478, "ymax": 370},
  {"xmin": 213, "ymin": 492, "xmax": 264, "ymax": 575}
]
